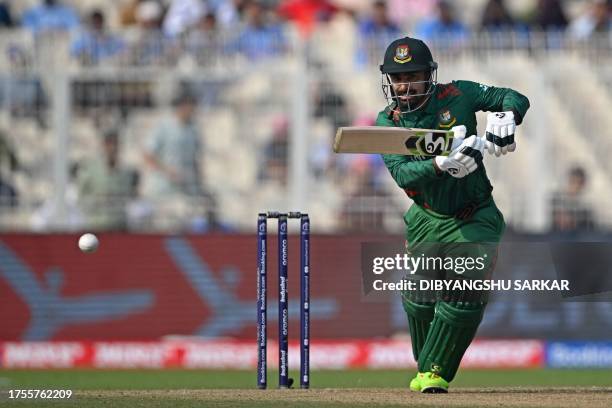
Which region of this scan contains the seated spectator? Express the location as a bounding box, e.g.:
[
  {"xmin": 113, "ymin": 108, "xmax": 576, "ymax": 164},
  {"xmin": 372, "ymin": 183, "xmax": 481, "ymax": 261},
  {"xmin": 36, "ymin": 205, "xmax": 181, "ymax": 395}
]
[
  {"xmin": 277, "ymin": 0, "xmax": 337, "ymax": 37},
  {"xmin": 385, "ymin": 0, "xmax": 438, "ymax": 28},
  {"xmin": 229, "ymin": 0, "xmax": 286, "ymax": 60},
  {"xmin": 0, "ymin": 1, "xmax": 14, "ymax": 27},
  {"xmin": 479, "ymin": 0, "xmax": 529, "ymax": 47},
  {"xmin": 185, "ymin": 12, "xmax": 220, "ymax": 65},
  {"xmin": 71, "ymin": 9, "xmax": 125, "ymax": 66},
  {"xmin": 126, "ymin": 0, "xmax": 169, "ymax": 65},
  {"xmin": 355, "ymin": 0, "xmax": 402, "ymax": 67},
  {"xmin": 214, "ymin": 0, "xmax": 247, "ymax": 29},
  {"xmin": 77, "ymin": 128, "xmax": 139, "ymax": 230},
  {"xmin": 22, "ymin": 0, "xmax": 79, "ymax": 34},
  {"xmin": 568, "ymin": 0, "xmax": 611, "ymax": 40},
  {"xmin": 550, "ymin": 166, "xmax": 596, "ymax": 234},
  {"xmin": 163, "ymin": 0, "xmax": 207, "ymax": 37},
  {"xmin": 530, "ymin": 0, "xmax": 568, "ymax": 32},
  {"xmin": 142, "ymin": 91, "xmax": 203, "ymax": 197},
  {"xmin": 415, "ymin": 1, "xmax": 468, "ymax": 45},
  {"xmin": 480, "ymin": 0, "xmax": 516, "ymax": 31}
]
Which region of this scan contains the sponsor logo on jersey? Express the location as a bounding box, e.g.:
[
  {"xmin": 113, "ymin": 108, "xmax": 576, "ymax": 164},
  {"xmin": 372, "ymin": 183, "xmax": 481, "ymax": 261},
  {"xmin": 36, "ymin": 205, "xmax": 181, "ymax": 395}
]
[{"xmin": 393, "ymin": 44, "xmax": 412, "ymax": 63}]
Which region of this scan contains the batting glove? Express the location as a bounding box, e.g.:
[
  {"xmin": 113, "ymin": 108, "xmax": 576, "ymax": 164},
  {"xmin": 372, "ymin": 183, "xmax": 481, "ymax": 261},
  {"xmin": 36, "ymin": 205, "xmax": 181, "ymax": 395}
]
[
  {"xmin": 485, "ymin": 111, "xmax": 516, "ymax": 156},
  {"xmin": 449, "ymin": 125, "xmax": 467, "ymax": 151},
  {"xmin": 435, "ymin": 135, "xmax": 484, "ymax": 178}
]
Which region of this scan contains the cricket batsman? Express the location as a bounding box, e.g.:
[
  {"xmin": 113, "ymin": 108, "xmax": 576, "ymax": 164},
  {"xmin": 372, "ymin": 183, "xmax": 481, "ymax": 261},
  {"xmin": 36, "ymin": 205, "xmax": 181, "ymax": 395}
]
[{"xmin": 376, "ymin": 37, "xmax": 530, "ymax": 393}]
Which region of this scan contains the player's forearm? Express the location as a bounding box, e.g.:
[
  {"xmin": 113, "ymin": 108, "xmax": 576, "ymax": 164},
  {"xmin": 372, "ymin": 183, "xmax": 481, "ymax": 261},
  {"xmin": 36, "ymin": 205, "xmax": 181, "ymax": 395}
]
[
  {"xmin": 383, "ymin": 155, "xmax": 441, "ymax": 189},
  {"xmin": 502, "ymin": 91, "xmax": 530, "ymax": 125}
]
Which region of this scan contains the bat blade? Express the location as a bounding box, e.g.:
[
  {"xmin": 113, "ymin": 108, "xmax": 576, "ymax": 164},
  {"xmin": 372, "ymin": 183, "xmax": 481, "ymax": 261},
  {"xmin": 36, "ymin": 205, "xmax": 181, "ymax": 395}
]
[{"xmin": 333, "ymin": 126, "xmax": 454, "ymax": 156}]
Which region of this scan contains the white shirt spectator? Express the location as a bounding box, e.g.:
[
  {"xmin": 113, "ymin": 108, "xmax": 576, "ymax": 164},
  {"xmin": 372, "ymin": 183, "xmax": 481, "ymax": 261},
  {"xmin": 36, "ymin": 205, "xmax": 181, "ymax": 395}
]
[
  {"xmin": 143, "ymin": 112, "xmax": 202, "ymax": 197},
  {"xmin": 163, "ymin": 0, "xmax": 207, "ymax": 37}
]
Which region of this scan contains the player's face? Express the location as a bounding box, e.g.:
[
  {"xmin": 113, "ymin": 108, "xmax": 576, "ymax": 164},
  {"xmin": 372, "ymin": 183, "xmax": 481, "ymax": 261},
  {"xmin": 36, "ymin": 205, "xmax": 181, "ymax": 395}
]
[{"xmin": 390, "ymin": 71, "xmax": 428, "ymax": 108}]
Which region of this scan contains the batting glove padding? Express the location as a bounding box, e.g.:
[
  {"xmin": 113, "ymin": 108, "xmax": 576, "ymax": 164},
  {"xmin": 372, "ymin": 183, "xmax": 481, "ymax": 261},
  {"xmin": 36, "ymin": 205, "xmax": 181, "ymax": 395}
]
[
  {"xmin": 449, "ymin": 125, "xmax": 467, "ymax": 151},
  {"xmin": 485, "ymin": 111, "xmax": 516, "ymax": 156},
  {"xmin": 435, "ymin": 135, "xmax": 484, "ymax": 178}
]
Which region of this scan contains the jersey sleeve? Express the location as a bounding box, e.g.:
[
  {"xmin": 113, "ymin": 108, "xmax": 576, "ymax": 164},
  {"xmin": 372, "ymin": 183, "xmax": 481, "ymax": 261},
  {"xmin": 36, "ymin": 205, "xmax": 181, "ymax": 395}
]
[
  {"xmin": 456, "ymin": 80, "xmax": 530, "ymax": 125},
  {"xmin": 376, "ymin": 111, "xmax": 441, "ymax": 189}
]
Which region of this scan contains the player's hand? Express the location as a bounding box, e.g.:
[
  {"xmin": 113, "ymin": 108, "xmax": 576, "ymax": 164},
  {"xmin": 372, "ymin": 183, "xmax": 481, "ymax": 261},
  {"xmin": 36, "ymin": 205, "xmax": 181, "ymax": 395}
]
[
  {"xmin": 485, "ymin": 111, "xmax": 516, "ymax": 156},
  {"xmin": 449, "ymin": 125, "xmax": 467, "ymax": 151},
  {"xmin": 434, "ymin": 135, "xmax": 484, "ymax": 178}
]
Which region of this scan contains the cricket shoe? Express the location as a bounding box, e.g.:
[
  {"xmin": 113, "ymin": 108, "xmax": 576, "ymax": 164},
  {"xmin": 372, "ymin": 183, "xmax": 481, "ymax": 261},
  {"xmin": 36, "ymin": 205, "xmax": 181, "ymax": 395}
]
[
  {"xmin": 409, "ymin": 372, "xmax": 424, "ymax": 392},
  {"xmin": 419, "ymin": 372, "xmax": 449, "ymax": 393}
]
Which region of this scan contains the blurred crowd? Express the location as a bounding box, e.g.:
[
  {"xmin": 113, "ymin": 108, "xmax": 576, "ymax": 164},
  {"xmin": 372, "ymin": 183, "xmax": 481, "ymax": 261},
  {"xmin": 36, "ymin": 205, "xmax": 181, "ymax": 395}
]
[
  {"xmin": 0, "ymin": 0, "xmax": 609, "ymax": 234},
  {"xmin": 0, "ymin": 0, "xmax": 608, "ymax": 66}
]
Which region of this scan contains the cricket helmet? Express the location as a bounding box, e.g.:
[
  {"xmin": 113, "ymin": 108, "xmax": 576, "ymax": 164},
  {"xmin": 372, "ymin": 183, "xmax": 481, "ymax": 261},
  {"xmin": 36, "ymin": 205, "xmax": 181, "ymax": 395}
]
[{"xmin": 380, "ymin": 37, "xmax": 438, "ymax": 113}]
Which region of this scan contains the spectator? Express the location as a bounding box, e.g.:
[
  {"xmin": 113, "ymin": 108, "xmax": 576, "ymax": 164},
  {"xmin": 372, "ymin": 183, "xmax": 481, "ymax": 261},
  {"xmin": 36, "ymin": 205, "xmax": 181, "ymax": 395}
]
[
  {"xmin": 0, "ymin": 129, "xmax": 18, "ymax": 208},
  {"xmin": 135, "ymin": 0, "xmax": 164, "ymax": 30},
  {"xmin": 213, "ymin": 0, "xmax": 247, "ymax": 28},
  {"xmin": 358, "ymin": 0, "xmax": 401, "ymax": 37},
  {"xmin": 313, "ymin": 80, "xmax": 350, "ymax": 129},
  {"xmin": 127, "ymin": 0, "xmax": 171, "ymax": 65},
  {"xmin": 568, "ymin": 0, "xmax": 611, "ymax": 40},
  {"xmin": 415, "ymin": 1, "xmax": 468, "ymax": 45},
  {"xmin": 31, "ymin": 162, "xmax": 85, "ymax": 231},
  {"xmin": 0, "ymin": 2, "xmax": 14, "ymax": 27},
  {"xmin": 22, "ymin": 0, "xmax": 79, "ymax": 34},
  {"xmin": 385, "ymin": 0, "xmax": 438, "ymax": 28},
  {"xmin": 479, "ymin": 0, "xmax": 529, "ymax": 48},
  {"xmin": 355, "ymin": 1, "xmax": 402, "ymax": 67},
  {"xmin": 71, "ymin": 9, "xmax": 125, "ymax": 66},
  {"xmin": 229, "ymin": 0, "xmax": 286, "ymax": 60},
  {"xmin": 185, "ymin": 12, "xmax": 220, "ymax": 65},
  {"xmin": 142, "ymin": 91, "xmax": 203, "ymax": 197},
  {"xmin": 480, "ymin": 0, "xmax": 516, "ymax": 31},
  {"xmin": 260, "ymin": 115, "xmax": 289, "ymax": 185},
  {"xmin": 531, "ymin": 0, "xmax": 568, "ymax": 32},
  {"xmin": 77, "ymin": 128, "xmax": 139, "ymax": 230},
  {"xmin": 550, "ymin": 166, "xmax": 595, "ymax": 233},
  {"xmin": 163, "ymin": 0, "xmax": 207, "ymax": 37},
  {"xmin": 277, "ymin": 0, "xmax": 337, "ymax": 37}
]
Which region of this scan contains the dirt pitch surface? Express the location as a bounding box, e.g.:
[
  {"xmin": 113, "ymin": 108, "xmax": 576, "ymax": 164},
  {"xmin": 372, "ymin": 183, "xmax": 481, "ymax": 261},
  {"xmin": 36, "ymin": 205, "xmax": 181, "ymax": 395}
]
[{"xmin": 78, "ymin": 388, "xmax": 612, "ymax": 408}]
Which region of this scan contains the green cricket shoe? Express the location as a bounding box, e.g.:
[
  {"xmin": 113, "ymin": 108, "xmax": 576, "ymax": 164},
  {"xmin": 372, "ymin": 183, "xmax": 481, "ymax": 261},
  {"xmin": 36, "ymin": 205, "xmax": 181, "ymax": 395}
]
[
  {"xmin": 419, "ymin": 372, "xmax": 449, "ymax": 393},
  {"xmin": 409, "ymin": 372, "xmax": 424, "ymax": 392}
]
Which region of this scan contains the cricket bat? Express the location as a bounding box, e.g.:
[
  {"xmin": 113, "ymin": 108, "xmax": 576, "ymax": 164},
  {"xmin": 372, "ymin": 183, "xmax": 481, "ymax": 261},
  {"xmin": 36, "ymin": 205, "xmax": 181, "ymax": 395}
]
[{"xmin": 333, "ymin": 126, "xmax": 455, "ymax": 156}]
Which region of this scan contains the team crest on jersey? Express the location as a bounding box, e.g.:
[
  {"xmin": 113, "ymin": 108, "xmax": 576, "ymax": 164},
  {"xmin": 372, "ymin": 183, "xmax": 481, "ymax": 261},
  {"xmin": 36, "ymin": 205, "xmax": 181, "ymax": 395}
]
[
  {"xmin": 393, "ymin": 45, "xmax": 412, "ymax": 63},
  {"xmin": 438, "ymin": 109, "xmax": 456, "ymax": 128}
]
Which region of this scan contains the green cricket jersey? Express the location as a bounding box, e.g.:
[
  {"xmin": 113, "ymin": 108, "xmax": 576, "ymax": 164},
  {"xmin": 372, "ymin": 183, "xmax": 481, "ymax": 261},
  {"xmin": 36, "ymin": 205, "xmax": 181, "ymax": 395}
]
[{"xmin": 377, "ymin": 80, "xmax": 530, "ymax": 215}]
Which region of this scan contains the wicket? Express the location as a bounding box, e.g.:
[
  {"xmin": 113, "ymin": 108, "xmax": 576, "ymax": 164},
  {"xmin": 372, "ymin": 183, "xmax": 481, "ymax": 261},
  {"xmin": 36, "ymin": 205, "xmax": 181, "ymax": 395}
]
[{"xmin": 257, "ymin": 211, "xmax": 310, "ymax": 389}]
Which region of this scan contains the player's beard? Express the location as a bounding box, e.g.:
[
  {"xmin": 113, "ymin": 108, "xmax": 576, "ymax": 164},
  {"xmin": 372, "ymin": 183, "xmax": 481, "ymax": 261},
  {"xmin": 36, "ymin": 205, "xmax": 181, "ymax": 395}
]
[
  {"xmin": 381, "ymin": 70, "xmax": 438, "ymax": 113},
  {"xmin": 396, "ymin": 92, "xmax": 426, "ymax": 111}
]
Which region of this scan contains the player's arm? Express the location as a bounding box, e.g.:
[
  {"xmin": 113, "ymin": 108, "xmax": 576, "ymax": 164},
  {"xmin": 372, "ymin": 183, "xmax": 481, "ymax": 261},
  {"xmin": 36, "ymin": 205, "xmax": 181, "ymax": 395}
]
[
  {"xmin": 382, "ymin": 154, "xmax": 441, "ymax": 189},
  {"xmin": 458, "ymin": 80, "xmax": 530, "ymax": 156},
  {"xmin": 376, "ymin": 112, "xmax": 441, "ymax": 188}
]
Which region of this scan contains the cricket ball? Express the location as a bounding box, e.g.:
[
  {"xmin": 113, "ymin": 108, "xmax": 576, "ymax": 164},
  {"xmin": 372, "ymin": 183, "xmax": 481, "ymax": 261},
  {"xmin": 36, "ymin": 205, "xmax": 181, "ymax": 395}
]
[{"xmin": 78, "ymin": 233, "xmax": 99, "ymax": 253}]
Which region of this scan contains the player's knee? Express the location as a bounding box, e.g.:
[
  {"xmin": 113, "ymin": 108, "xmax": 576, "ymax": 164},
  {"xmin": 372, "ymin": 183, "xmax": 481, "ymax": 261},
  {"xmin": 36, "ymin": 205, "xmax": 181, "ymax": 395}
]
[
  {"xmin": 435, "ymin": 301, "xmax": 485, "ymax": 328},
  {"xmin": 402, "ymin": 299, "xmax": 435, "ymax": 321}
]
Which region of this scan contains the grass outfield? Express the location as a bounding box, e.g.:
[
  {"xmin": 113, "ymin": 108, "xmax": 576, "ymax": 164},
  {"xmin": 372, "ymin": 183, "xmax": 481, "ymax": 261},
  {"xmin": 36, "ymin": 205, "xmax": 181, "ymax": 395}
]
[
  {"xmin": 1, "ymin": 369, "xmax": 611, "ymax": 407},
  {"xmin": 2, "ymin": 368, "xmax": 612, "ymax": 389}
]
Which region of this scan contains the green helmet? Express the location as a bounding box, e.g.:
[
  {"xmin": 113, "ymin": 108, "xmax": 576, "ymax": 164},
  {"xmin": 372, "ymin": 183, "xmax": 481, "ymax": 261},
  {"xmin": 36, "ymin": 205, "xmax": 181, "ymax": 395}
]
[
  {"xmin": 380, "ymin": 37, "xmax": 438, "ymax": 74},
  {"xmin": 380, "ymin": 37, "xmax": 438, "ymax": 113}
]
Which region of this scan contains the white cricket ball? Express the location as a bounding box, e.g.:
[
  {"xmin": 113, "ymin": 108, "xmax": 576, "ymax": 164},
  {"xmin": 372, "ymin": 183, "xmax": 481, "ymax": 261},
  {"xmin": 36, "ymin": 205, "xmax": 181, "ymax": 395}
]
[{"xmin": 78, "ymin": 233, "xmax": 99, "ymax": 253}]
